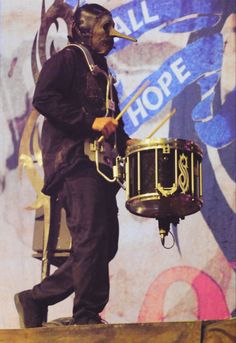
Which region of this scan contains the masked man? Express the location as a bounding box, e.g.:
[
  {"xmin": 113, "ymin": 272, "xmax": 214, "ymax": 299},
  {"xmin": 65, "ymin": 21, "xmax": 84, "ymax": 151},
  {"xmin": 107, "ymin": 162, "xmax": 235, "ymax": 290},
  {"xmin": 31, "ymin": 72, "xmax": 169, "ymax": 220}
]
[{"xmin": 14, "ymin": 3, "xmax": 137, "ymax": 327}]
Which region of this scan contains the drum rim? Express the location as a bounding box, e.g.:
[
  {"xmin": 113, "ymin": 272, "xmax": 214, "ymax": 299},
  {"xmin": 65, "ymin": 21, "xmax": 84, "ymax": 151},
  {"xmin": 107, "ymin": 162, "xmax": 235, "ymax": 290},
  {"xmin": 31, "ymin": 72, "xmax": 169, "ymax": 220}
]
[
  {"xmin": 126, "ymin": 192, "xmax": 203, "ymax": 203},
  {"xmin": 126, "ymin": 193, "xmax": 203, "ymax": 218},
  {"xmin": 126, "ymin": 138, "xmax": 203, "ymax": 157}
]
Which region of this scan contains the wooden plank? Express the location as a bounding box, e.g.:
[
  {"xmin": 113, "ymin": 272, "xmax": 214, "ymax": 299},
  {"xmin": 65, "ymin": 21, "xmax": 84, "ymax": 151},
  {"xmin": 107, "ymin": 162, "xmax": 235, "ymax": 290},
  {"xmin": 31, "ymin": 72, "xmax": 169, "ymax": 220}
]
[{"xmin": 0, "ymin": 321, "xmax": 201, "ymax": 343}]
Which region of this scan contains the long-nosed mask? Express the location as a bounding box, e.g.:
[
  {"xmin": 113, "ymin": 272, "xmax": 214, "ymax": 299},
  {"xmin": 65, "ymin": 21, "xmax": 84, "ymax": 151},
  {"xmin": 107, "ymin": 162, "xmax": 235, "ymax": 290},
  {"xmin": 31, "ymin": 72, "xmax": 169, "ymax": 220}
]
[{"xmin": 71, "ymin": 4, "xmax": 137, "ymax": 55}]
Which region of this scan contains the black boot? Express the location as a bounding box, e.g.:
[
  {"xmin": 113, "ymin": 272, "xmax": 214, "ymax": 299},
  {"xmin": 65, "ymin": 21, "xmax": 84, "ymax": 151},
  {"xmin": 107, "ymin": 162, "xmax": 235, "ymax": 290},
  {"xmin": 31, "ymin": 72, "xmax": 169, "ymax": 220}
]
[
  {"xmin": 14, "ymin": 290, "xmax": 47, "ymax": 328},
  {"xmin": 71, "ymin": 314, "xmax": 108, "ymax": 325}
]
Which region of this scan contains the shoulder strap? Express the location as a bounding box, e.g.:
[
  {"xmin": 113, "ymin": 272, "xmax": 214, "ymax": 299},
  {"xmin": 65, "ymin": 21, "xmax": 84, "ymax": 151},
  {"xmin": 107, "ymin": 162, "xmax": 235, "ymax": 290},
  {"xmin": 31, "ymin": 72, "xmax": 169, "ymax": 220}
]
[
  {"xmin": 67, "ymin": 43, "xmax": 116, "ymax": 117},
  {"xmin": 67, "ymin": 43, "xmax": 107, "ymax": 77}
]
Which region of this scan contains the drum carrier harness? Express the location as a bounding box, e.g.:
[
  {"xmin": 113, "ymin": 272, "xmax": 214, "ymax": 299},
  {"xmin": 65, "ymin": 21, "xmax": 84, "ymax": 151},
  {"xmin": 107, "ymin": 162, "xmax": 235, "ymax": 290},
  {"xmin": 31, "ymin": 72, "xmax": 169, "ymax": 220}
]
[{"xmin": 68, "ymin": 43, "xmax": 124, "ymax": 186}]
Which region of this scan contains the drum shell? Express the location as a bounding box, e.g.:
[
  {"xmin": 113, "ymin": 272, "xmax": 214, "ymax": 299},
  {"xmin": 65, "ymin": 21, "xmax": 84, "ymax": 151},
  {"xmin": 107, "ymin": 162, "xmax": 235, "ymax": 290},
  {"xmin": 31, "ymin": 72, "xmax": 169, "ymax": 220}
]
[{"xmin": 125, "ymin": 138, "xmax": 203, "ymax": 218}]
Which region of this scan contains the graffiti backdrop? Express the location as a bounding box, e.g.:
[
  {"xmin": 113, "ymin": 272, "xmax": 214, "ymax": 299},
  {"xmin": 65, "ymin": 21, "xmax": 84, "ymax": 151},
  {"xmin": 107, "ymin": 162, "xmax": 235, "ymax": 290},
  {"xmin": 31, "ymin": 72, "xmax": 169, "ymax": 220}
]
[{"xmin": 0, "ymin": 0, "xmax": 235, "ymax": 328}]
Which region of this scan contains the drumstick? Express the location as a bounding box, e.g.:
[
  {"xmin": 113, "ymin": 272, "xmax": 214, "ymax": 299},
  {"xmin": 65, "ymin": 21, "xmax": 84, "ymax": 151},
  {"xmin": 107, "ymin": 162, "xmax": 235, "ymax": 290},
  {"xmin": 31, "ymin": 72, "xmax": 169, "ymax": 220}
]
[
  {"xmin": 97, "ymin": 80, "xmax": 150, "ymax": 143},
  {"xmin": 146, "ymin": 108, "xmax": 176, "ymax": 139}
]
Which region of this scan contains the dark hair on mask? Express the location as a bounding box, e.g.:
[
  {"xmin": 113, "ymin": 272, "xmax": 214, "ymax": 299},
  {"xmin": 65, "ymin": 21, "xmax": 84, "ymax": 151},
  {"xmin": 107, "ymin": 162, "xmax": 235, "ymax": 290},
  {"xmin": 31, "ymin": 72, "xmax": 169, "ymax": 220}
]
[{"xmin": 73, "ymin": 3, "xmax": 111, "ymax": 23}]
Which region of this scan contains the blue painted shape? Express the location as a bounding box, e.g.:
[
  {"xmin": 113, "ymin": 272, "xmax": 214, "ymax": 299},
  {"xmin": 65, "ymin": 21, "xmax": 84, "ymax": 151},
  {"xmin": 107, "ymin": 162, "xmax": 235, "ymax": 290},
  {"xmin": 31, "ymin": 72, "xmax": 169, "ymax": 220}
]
[
  {"xmin": 192, "ymin": 94, "xmax": 215, "ymax": 121},
  {"xmin": 195, "ymin": 88, "xmax": 236, "ymax": 147},
  {"xmin": 64, "ymin": 0, "xmax": 78, "ymax": 7},
  {"xmin": 110, "ymin": 0, "xmax": 224, "ymax": 53},
  {"xmin": 121, "ymin": 34, "xmax": 223, "ymax": 136}
]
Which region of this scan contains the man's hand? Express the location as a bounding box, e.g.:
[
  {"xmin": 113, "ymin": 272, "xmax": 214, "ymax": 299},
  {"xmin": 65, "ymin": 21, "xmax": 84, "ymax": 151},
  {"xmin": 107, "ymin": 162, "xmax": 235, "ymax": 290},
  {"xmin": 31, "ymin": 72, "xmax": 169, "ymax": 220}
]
[
  {"xmin": 126, "ymin": 138, "xmax": 140, "ymax": 146},
  {"xmin": 92, "ymin": 117, "xmax": 118, "ymax": 139}
]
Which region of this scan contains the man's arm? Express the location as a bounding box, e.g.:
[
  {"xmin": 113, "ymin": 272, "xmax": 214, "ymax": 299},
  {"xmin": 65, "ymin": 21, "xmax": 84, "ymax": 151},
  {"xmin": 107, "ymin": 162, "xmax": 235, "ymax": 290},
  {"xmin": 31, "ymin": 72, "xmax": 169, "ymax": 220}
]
[
  {"xmin": 33, "ymin": 48, "xmax": 96, "ymax": 138},
  {"xmin": 33, "ymin": 47, "xmax": 118, "ymax": 140}
]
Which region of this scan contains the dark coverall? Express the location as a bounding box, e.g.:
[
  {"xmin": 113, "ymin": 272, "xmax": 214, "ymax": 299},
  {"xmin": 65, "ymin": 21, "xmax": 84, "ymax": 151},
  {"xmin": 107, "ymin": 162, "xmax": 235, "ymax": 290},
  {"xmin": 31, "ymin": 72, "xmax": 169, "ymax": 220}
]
[{"xmin": 31, "ymin": 45, "xmax": 130, "ymax": 322}]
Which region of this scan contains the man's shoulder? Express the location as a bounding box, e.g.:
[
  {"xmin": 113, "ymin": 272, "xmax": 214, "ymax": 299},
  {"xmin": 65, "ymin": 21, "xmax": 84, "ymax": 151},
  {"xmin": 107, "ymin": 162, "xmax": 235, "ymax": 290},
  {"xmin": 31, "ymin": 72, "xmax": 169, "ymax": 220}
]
[
  {"xmin": 58, "ymin": 45, "xmax": 85, "ymax": 60},
  {"xmin": 45, "ymin": 45, "xmax": 85, "ymax": 65}
]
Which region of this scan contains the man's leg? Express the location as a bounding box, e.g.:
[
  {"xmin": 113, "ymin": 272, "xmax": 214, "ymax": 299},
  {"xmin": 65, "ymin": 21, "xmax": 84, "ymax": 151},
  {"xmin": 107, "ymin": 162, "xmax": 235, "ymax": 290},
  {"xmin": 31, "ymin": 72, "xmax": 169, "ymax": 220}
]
[
  {"xmin": 14, "ymin": 248, "xmax": 75, "ymax": 328},
  {"xmin": 15, "ymin": 166, "xmax": 119, "ymax": 326},
  {"xmin": 61, "ymin": 168, "xmax": 115, "ymax": 323},
  {"xmin": 31, "ymin": 255, "xmax": 74, "ymax": 304}
]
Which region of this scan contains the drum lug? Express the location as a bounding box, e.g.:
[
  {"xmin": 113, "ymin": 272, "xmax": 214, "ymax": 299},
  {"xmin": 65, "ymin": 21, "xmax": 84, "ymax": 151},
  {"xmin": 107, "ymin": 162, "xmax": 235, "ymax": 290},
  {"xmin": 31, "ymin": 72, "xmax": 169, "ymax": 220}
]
[{"xmin": 162, "ymin": 144, "xmax": 170, "ymax": 154}]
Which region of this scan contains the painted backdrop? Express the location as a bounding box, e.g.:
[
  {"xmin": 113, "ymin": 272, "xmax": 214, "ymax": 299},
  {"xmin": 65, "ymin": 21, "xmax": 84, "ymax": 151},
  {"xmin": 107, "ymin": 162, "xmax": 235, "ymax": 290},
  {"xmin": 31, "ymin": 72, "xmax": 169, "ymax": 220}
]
[{"xmin": 0, "ymin": 0, "xmax": 235, "ymax": 328}]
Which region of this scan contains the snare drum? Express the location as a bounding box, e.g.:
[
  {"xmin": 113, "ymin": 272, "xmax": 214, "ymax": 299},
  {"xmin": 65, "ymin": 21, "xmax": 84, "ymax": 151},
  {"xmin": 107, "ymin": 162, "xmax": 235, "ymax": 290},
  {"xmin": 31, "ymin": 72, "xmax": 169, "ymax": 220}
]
[{"xmin": 125, "ymin": 138, "xmax": 203, "ymax": 218}]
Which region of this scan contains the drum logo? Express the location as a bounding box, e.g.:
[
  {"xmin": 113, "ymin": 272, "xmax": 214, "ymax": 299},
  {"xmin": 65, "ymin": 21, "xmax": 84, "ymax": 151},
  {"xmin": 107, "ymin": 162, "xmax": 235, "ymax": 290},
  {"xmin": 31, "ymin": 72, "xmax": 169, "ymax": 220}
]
[{"xmin": 178, "ymin": 154, "xmax": 189, "ymax": 194}]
